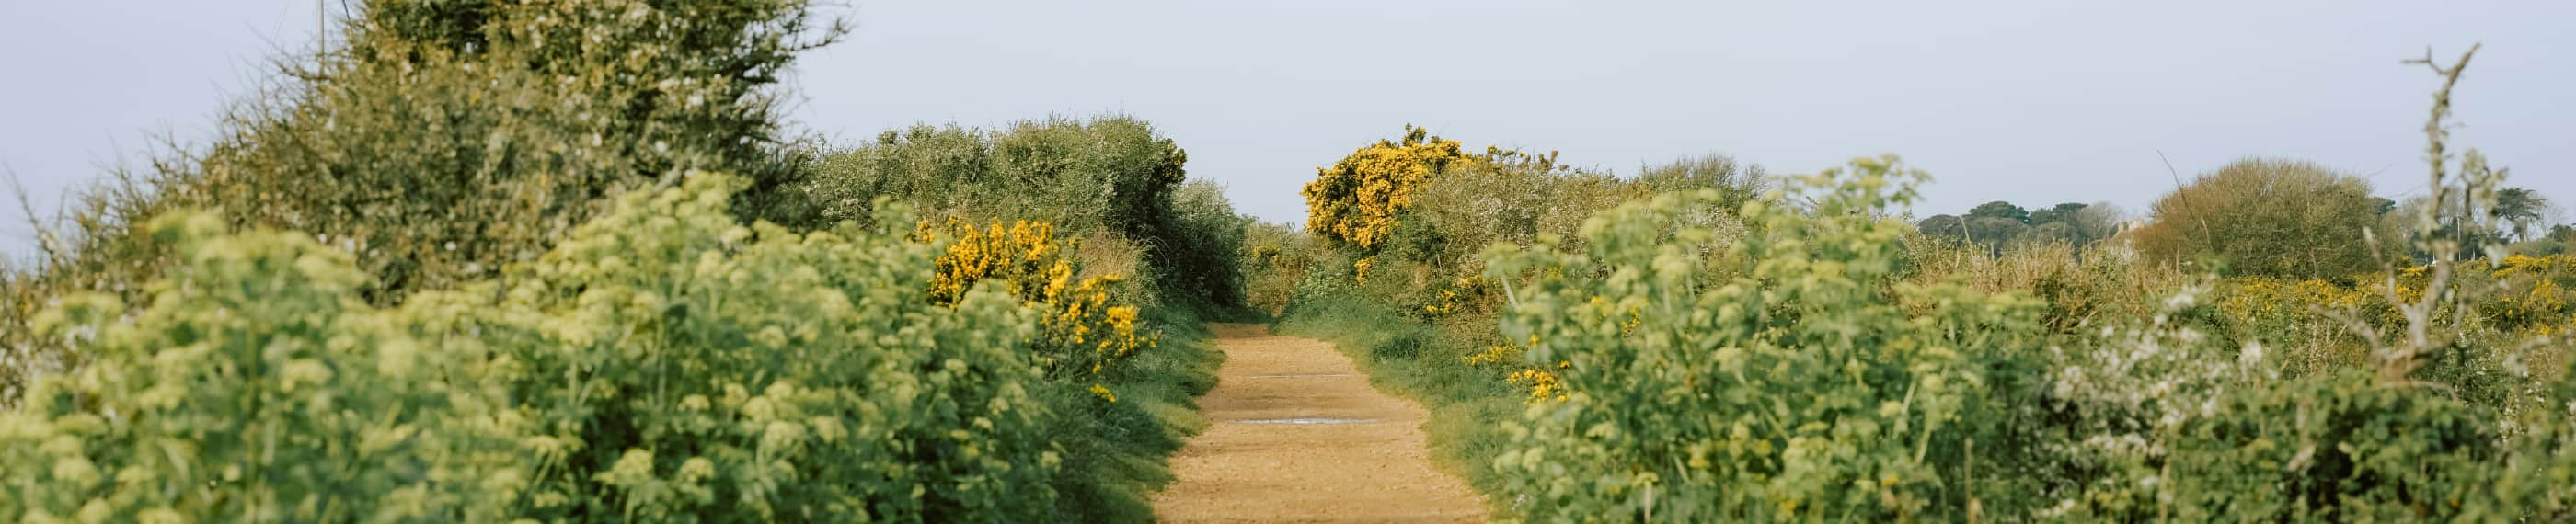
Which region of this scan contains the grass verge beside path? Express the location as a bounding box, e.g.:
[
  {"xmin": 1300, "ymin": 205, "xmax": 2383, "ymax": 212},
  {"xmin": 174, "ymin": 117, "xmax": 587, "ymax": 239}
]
[
  {"xmin": 1271, "ymin": 294, "xmax": 1522, "ymax": 514},
  {"xmin": 1056, "ymin": 306, "xmax": 1225, "ymax": 522}
]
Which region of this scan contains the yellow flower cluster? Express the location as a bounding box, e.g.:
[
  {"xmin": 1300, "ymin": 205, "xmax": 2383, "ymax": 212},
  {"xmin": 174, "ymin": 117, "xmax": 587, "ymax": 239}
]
[
  {"xmin": 1463, "ymin": 336, "xmax": 1570, "ymax": 404},
  {"xmin": 2220, "ymin": 279, "xmax": 2375, "ymax": 321},
  {"xmin": 2495, "ymin": 279, "xmax": 2568, "ymax": 327},
  {"xmin": 1422, "ymin": 277, "xmax": 1483, "ymax": 316},
  {"xmin": 2487, "ymin": 255, "xmax": 2576, "ymax": 331},
  {"xmin": 1507, "ymin": 368, "xmax": 1568, "ymax": 404},
  {"xmin": 1462, "ymin": 344, "xmax": 1520, "ymax": 366},
  {"xmin": 2493, "ymin": 254, "xmax": 2576, "ymax": 279},
  {"xmin": 920, "ymin": 219, "xmax": 1062, "ymax": 306},
  {"xmin": 918, "ymin": 219, "xmax": 1156, "ymax": 401},
  {"xmin": 2218, "ymin": 254, "xmax": 2576, "ymax": 337},
  {"xmin": 1302, "ymin": 125, "xmax": 1472, "ymax": 249},
  {"xmin": 1044, "ymin": 267, "xmax": 1153, "ymax": 374},
  {"xmin": 1352, "ymin": 257, "xmax": 1374, "ymax": 284}
]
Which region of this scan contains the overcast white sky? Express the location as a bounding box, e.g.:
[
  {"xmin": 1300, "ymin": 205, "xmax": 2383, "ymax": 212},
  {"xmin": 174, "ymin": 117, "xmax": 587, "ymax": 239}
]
[{"xmin": 2, "ymin": 1, "xmax": 2569, "ymax": 255}]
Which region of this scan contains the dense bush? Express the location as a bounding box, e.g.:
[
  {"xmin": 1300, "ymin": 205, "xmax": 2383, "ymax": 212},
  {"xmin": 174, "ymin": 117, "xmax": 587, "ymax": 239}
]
[
  {"xmin": 489, "ymin": 176, "xmax": 1059, "ymax": 520},
  {"xmin": 915, "ymin": 219, "xmax": 1153, "ymax": 397},
  {"xmin": 4, "ymin": 0, "xmax": 843, "ymax": 404},
  {"xmin": 1402, "ymin": 153, "xmax": 1637, "ymax": 276},
  {"xmin": 1156, "ymin": 180, "xmax": 1255, "ymax": 310},
  {"xmin": 1301, "ymin": 125, "xmax": 1474, "ymax": 250},
  {"xmin": 799, "ymin": 117, "xmax": 1243, "ymax": 309},
  {"xmin": 1237, "ymin": 221, "xmax": 1322, "ymax": 316},
  {"xmin": 0, "ymin": 213, "xmax": 525, "ymax": 522},
  {"xmin": 812, "ymin": 120, "xmax": 1243, "ymax": 520},
  {"xmin": 3, "ymin": 175, "xmax": 1068, "ymax": 521},
  {"xmin": 1465, "ymin": 157, "xmax": 2576, "ymax": 520},
  {"xmin": 2130, "ymin": 158, "xmax": 2386, "ymax": 279},
  {"xmin": 1631, "ymin": 154, "xmax": 1770, "ymax": 208},
  {"xmin": 1484, "ymin": 156, "xmax": 2048, "ymax": 520},
  {"xmin": 2, "ymin": 2, "xmax": 1242, "ymax": 521}
]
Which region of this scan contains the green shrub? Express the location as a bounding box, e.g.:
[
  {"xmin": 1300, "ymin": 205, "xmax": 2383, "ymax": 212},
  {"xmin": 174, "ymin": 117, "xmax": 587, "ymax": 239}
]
[
  {"xmin": 2025, "ymin": 302, "xmax": 2547, "ymax": 520},
  {"xmin": 1404, "ymin": 154, "xmax": 1638, "ymax": 278},
  {"xmin": 0, "ymin": 213, "xmax": 526, "ymax": 522},
  {"xmin": 1156, "ymin": 180, "xmax": 1254, "ymax": 311},
  {"xmin": 4, "ymin": 0, "xmax": 844, "ymax": 404},
  {"xmin": 3, "ymin": 175, "xmax": 1071, "ymax": 521},
  {"xmin": 1483, "ymin": 155, "xmax": 2050, "ymax": 520},
  {"xmin": 1631, "ymin": 154, "xmax": 1769, "ymax": 210},
  {"xmin": 801, "ymin": 117, "xmax": 1244, "ymax": 309},
  {"xmin": 1300, "ymin": 125, "xmax": 1474, "ymax": 251},
  {"xmin": 1237, "ymin": 221, "xmax": 1322, "ymax": 316},
  {"xmin": 2130, "ymin": 158, "xmax": 2386, "ymax": 279},
  {"xmin": 484, "ymin": 175, "xmax": 1056, "ymax": 520}
]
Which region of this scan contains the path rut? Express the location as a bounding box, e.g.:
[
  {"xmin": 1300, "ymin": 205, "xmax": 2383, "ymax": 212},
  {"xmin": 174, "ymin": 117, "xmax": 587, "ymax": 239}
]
[{"xmin": 1150, "ymin": 324, "xmax": 1487, "ymax": 523}]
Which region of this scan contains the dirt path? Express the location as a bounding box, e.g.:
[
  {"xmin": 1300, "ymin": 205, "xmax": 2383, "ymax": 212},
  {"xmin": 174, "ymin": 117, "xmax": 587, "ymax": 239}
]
[{"xmin": 1150, "ymin": 324, "xmax": 1487, "ymax": 523}]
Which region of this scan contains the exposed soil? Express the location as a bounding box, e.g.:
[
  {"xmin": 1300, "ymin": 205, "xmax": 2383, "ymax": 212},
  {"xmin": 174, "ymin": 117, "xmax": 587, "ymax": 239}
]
[{"xmin": 1150, "ymin": 324, "xmax": 1488, "ymax": 523}]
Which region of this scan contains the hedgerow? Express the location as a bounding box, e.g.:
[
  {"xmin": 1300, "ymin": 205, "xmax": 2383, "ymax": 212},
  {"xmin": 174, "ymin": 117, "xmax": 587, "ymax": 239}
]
[
  {"xmin": 0, "ymin": 213, "xmax": 526, "ymax": 522},
  {"xmin": 915, "ymin": 219, "xmax": 1155, "ymax": 398},
  {"xmin": 2, "ymin": 175, "xmax": 1070, "ymax": 521},
  {"xmin": 490, "ymin": 175, "xmax": 1059, "ymax": 520},
  {"xmin": 800, "ymin": 117, "xmax": 1242, "ymax": 310},
  {"xmin": 3, "ymin": 0, "xmax": 843, "ymax": 405},
  {"xmin": 1483, "ymin": 156, "xmax": 2048, "ymax": 520},
  {"xmin": 3, "ymin": 1, "xmax": 1248, "ymax": 521}
]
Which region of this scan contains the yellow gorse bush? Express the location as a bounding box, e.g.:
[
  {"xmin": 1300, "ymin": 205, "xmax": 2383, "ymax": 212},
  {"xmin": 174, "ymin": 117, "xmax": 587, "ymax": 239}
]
[
  {"xmin": 1302, "ymin": 125, "xmax": 1472, "ymax": 249},
  {"xmin": 2214, "ymin": 254, "xmax": 2576, "ymax": 344},
  {"xmin": 922, "ymin": 219, "xmax": 1064, "ymax": 305},
  {"xmin": 916, "ymin": 219, "xmax": 1156, "ymax": 400},
  {"xmin": 1504, "ymin": 368, "xmax": 1568, "ymax": 403},
  {"xmin": 2487, "ymin": 254, "xmax": 2576, "ymax": 332},
  {"xmin": 2220, "ymin": 278, "xmax": 2385, "ymax": 325},
  {"xmin": 2494, "ymin": 254, "xmax": 2576, "ymax": 278}
]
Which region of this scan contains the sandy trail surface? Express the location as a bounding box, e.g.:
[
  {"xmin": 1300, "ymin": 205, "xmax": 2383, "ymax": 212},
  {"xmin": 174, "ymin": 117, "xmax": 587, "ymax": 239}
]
[{"xmin": 1149, "ymin": 324, "xmax": 1488, "ymax": 523}]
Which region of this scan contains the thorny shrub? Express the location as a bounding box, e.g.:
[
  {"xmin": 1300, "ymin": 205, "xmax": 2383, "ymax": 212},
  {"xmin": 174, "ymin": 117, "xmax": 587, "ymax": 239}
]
[
  {"xmin": 915, "ymin": 219, "xmax": 1156, "ymax": 401},
  {"xmin": 1301, "ymin": 125, "xmax": 1472, "ymax": 250}
]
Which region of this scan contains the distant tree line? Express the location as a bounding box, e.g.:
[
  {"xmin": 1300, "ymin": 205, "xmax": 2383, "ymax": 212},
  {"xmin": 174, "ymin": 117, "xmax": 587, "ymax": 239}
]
[
  {"xmin": 1919, "ymin": 157, "xmax": 2565, "ymax": 279},
  {"xmin": 1915, "ymin": 200, "xmax": 2125, "ymax": 256}
]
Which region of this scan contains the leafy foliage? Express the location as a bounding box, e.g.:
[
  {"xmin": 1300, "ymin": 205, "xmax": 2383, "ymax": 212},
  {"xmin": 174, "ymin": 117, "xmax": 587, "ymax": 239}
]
[
  {"xmin": 1237, "ymin": 221, "xmax": 1323, "ymax": 316},
  {"xmin": 489, "ymin": 175, "xmax": 1058, "ymax": 520},
  {"xmin": 1483, "ymin": 155, "xmax": 2048, "ymax": 520},
  {"xmin": 1969, "ymin": 200, "xmax": 2032, "ymax": 223},
  {"xmin": 2130, "ymin": 158, "xmax": 2386, "ymax": 279},
  {"xmin": 0, "ymin": 213, "xmax": 525, "ymax": 522},
  {"xmin": 916, "ymin": 219, "xmax": 1155, "ymax": 398},
  {"xmin": 800, "ymin": 117, "xmax": 1242, "ymax": 309},
  {"xmin": 3, "ymin": 176, "xmax": 1075, "ymax": 521},
  {"xmin": 4, "ymin": 0, "xmax": 843, "ymax": 404}
]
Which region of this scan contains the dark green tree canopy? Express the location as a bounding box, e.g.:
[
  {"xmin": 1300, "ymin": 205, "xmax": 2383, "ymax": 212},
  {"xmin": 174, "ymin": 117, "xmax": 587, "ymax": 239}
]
[
  {"xmin": 1967, "ymin": 200, "xmax": 2032, "ymax": 223},
  {"xmin": 2495, "ymin": 187, "xmax": 2553, "ymax": 241},
  {"xmin": 2030, "ymin": 202, "xmax": 2090, "ymax": 226}
]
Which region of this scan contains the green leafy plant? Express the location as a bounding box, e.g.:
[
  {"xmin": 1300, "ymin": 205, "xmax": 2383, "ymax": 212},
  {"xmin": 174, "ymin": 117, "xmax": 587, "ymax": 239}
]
[
  {"xmin": 4, "ymin": 175, "xmax": 1075, "ymax": 521},
  {"xmin": 4, "ymin": 0, "xmax": 845, "ymax": 405},
  {"xmin": 1483, "ymin": 155, "xmax": 2048, "ymax": 520},
  {"xmin": 0, "ymin": 212, "xmax": 526, "ymax": 522}
]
